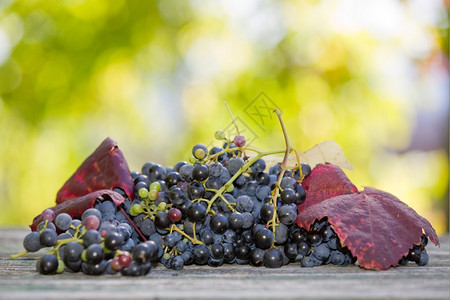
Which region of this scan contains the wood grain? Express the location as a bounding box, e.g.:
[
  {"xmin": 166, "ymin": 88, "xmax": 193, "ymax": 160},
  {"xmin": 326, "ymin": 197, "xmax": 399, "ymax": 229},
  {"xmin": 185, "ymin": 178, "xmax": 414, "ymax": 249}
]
[{"xmin": 0, "ymin": 228, "xmax": 448, "ymax": 299}]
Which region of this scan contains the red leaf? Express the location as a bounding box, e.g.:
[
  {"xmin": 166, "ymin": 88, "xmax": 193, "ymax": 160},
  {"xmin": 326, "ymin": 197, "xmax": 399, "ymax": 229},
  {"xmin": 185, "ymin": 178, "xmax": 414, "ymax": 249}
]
[
  {"xmin": 30, "ymin": 190, "xmax": 124, "ymax": 231},
  {"xmin": 56, "ymin": 137, "xmax": 134, "ymax": 203},
  {"xmin": 296, "ymin": 164, "xmax": 440, "ymax": 270},
  {"xmin": 300, "ymin": 163, "xmax": 358, "ymax": 211}
]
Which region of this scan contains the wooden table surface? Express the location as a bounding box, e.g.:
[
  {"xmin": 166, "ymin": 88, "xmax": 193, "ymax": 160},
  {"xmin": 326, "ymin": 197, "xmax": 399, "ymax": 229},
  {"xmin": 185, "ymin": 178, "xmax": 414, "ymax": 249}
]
[{"xmin": 0, "ymin": 228, "xmax": 448, "ymax": 299}]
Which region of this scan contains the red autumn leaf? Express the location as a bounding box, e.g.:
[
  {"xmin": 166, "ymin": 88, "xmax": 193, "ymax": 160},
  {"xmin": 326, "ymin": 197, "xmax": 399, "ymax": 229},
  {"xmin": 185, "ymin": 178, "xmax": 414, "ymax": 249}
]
[
  {"xmin": 30, "ymin": 189, "xmax": 125, "ymax": 231},
  {"xmin": 296, "ymin": 164, "xmax": 440, "ymax": 270},
  {"xmin": 56, "ymin": 137, "xmax": 134, "ymax": 203},
  {"xmin": 301, "ymin": 163, "xmax": 358, "ymax": 211}
]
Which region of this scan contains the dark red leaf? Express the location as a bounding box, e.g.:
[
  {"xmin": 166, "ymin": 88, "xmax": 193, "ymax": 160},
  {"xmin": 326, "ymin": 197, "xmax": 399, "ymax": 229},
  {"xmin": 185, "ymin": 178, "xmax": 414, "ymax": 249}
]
[
  {"xmin": 300, "ymin": 163, "xmax": 358, "ymax": 211},
  {"xmin": 56, "ymin": 137, "xmax": 134, "ymax": 203},
  {"xmin": 296, "ymin": 164, "xmax": 440, "ymax": 270},
  {"xmin": 30, "ymin": 189, "xmax": 125, "ymax": 231}
]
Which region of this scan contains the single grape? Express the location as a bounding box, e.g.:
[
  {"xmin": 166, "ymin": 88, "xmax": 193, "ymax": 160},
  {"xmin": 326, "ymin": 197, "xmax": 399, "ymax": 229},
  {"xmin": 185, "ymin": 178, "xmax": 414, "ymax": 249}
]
[
  {"xmin": 264, "ymin": 248, "xmax": 283, "ymax": 268},
  {"xmin": 64, "ymin": 241, "xmax": 84, "ymax": 262},
  {"xmin": 193, "ymin": 244, "xmax": 210, "ymax": 265},
  {"xmin": 171, "ymin": 256, "xmax": 184, "ymax": 270},
  {"xmin": 166, "ymin": 172, "xmax": 181, "ymax": 188},
  {"xmin": 111, "ymin": 256, "xmax": 122, "ymax": 271},
  {"xmin": 168, "ymin": 207, "xmax": 182, "ymax": 223},
  {"xmin": 192, "ymin": 164, "xmax": 209, "ymax": 181},
  {"xmin": 132, "ymin": 243, "xmax": 151, "ymax": 264},
  {"xmin": 236, "ymin": 245, "xmax": 251, "ymax": 260},
  {"xmin": 82, "ymin": 230, "xmax": 101, "ymax": 247},
  {"xmin": 200, "ymin": 228, "xmax": 215, "ymax": 245},
  {"xmin": 39, "ymin": 229, "xmax": 57, "ymax": 247},
  {"xmin": 416, "ymin": 249, "xmax": 429, "ymax": 266},
  {"xmin": 187, "ymin": 203, "xmax": 207, "ymax": 223},
  {"xmin": 129, "ymin": 204, "xmax": 144, "ymax": 216},
  {"xmin": 280, "ymin": 177, "xmax": 296, "ymax": 190},
  {"xmin": 250, "ymin": 158, "xmax": 266, "ymax": 173},
  {"xmin": 227, "ymin": 157, "xmax": 244, "ymax": 175},
  {"xmin": 313, "ymin": 244, "xmax": 331, "ymax": 261},
  {"xmin": 210, "ymin": 214, "xmax": 229, "ymax": 235},
  {"xmin": 278, "ymin": 205, "xmax": 297, "ymax": 225},
  {"xmin": 249, "ymin": 247, "xmax": 265, "ymax": 267},
  {"xmin": 284, "ymin": 243, "xmax": 298, "ymax": 260},
  {"xmin": 85, "ymin": 244, "xmax": 104, "ymax": 265},
  {"xmin": 210, "ymin": 243, "xmax": 224, "ymax": 259},
  {"xmin": 297, "ymin": 241, "xmax": 311, "ymax": 257},
  {"xmin": 118, "ymin": 252, "xmax": 132, "ymax": 268},
  {"xmin": 139, "ymin": 218, "xmax": 156, "ymax": 236},
  {"xmin": 54, "ymin": 213, "xmax": 72, "ymax": 231},
  {"xmin": 300, "ymin": 255, "xmax": 322, "ymax": 268},
  {"xmin": 192, "ymin": 143, "xmax": 209, "ymax": 160},
  {"xmin": 138, "ymin": 187, "xmax": 149, "ymax": 199},
  {"xmin": 41, "ymin": 209, "xmax": 55, "ymax": 222},
  {"xmin": 233, "ymin": 135, "xmax": 246, "ymax": 147},
  {"xmin": 274, "ymin": 223, "xmax": 289, "ymax": 244},
  {"xmin": 23, "ymin": 231, "xmax": 41, "ymax": 252},
  {"xmin": 236, "ymin": 195, "xmax": 254, "ymax": 213},
  {"xmin": 330, "ymin": 251, "xmax": 345, "ymax": 265},
  {"xmin": 215, "ymin": 130, "xmax": 226, "ymax": 140},
  {"xmin": 84, "ymin": 215, "xmax": 101, "ymax": 230},
  {"xmin": 255, "ymin": 228, "xmax": 274, "ymax": 250},
  {"xmin": 104, "ymin": 231, "xmax": 124, "ymax": 251},
  {"xmin": 301, "ymin": 163, "xmax": 311, "ymax": 178},
  {"xmin": 148, "ymin": 164, "xmax": 166, "ymax": 182},
  {"xmin": 228, "ymin": 212, "xmax": 244, "ymax": 231},
  {"xmin": 168, "ymin": 186, "xmax": 186, "ymax": 206},
  {"xmin": 155, "ymin": 212, "xmax": 171, "ymax": 229},
  {"xmin": 308, "ymin": 232, "xmax": 322, "ymax": 247},
  {"xmin": 39, "ymin": 254, "xmax": 58, "ymax": 275},
  {"xmin": 260, "ymin": 203, "xmax": 274, "ymax": 222}
]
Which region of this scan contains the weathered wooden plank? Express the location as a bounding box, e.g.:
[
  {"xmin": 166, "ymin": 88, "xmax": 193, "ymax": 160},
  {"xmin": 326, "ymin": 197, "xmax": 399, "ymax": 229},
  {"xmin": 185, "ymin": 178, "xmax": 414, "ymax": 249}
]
[{"xmin": 0, "ymin": 229, "xmax": 449, "ymax": 299}]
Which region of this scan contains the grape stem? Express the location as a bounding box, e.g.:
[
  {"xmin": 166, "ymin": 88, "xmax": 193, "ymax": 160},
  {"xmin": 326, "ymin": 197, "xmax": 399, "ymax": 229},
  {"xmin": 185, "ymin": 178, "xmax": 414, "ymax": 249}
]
[
  {"xmin": 224, "ymin": 102, "xmax": 240, "ymax": 135},
  {"xmin": 169, "ymin": 223, "xmax": 204, "ymax": 245},
  {"xmin": 10, "ymin": 250, "xmax": 28, "ymax": 259},
  {"xmin": 268, "ymin": 109, "xmax": 295, "ymax": 243}
]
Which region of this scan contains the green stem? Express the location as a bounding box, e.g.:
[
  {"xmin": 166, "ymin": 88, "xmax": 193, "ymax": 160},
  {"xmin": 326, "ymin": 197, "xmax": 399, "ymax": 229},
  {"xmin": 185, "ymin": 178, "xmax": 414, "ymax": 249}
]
[{"xmin": 10, "ymin": 250, "xmax": 28, "ymax": 259}]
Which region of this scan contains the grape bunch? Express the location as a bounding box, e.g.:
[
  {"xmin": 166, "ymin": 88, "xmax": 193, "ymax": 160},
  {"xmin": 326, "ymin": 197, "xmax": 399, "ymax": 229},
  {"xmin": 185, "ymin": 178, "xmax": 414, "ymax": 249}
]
[
  {"xmin": 12, "ymin": 118, "xmax": 433, "ymax": 274},
  {"xmin": 18, "ymin": 207, "xmax": 157, "ymax": 276}
]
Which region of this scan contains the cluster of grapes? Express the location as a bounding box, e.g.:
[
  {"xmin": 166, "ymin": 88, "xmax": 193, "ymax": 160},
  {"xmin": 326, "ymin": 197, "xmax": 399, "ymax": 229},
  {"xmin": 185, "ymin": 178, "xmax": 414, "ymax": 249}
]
[
  {"xmin": 286, "ymin": 218, "xmax": 356, "ymax": 267},
  {"xmin": 18, "ymin": 207, "xmax": 158, "ymax": 276},
  {"xmin": 399, "ymin": 235, "xmax": 430, "ymax": 266},
  {"xmin": 14, "ymin": 130, "xmax": 432, "ymax": 275},
  {"xmin": 120, "ymin": 133, "xmax": 314, "ymax": 269}
]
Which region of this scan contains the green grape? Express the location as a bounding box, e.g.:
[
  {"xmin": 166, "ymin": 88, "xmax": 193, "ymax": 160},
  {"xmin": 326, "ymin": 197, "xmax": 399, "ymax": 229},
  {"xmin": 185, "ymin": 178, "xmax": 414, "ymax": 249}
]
[
  {"xmin": 226, "ymin": 184, "xmax": 234, "ymax": 193},
  {"xmin": 149, "ymin": 190, "xmax": 159, "ymax": 201},
  {"xmin": 57, "ymin": 260, "xmax": 65, "ymax": 274},
  {"xmin": 138, "ymin": 188, "xmax": 149, "ymax": 199},
  {"xmin": 163, "ymin": 253, "xmax": 171, "ymax": 260},
  {"xmin": 81, "ymin": 250, "xmax": 87, "ymax": 262},
  {"xmin": 149, "ymin": 181, "xmax": 161, "ymax": 192},
  {"xmin": 215, "ymin": 130, "xmax": 226, "ymax": 140},
  {"xmin": 130, "ymin": 204, "xmax": 144, "ymax": 216},
  {"xmin": 194, "ymin": 148, "xmax": 206, "ymax": 159},
  {"xmin": 157, "ymin": 202, "xmax": 167, "ymax": 211}
]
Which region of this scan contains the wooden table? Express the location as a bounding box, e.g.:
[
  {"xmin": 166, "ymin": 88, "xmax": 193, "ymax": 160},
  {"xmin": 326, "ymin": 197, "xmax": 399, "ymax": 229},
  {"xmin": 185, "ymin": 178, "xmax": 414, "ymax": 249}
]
[{"xmin": 0, "ymin": 228, "xmax": 449, "ymax": 299}]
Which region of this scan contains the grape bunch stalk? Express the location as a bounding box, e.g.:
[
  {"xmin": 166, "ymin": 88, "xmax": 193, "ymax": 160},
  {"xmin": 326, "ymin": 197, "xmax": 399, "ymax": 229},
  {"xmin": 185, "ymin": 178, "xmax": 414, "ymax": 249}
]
[{"xmin": 11, "ymin": 108, "xmax": 432, "ymax": 275}]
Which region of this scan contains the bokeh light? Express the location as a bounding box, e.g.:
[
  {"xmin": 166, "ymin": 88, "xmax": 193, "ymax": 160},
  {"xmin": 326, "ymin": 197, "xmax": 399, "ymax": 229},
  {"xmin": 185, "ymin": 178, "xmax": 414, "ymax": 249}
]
[{"xmin": 0, "ymin": 0, "xmax": 448, "ymax": 234}]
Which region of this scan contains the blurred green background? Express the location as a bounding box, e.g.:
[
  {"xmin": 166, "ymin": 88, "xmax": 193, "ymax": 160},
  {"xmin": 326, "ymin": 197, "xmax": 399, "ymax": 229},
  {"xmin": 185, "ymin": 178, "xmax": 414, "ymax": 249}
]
[{"xmin": 0, "ymin": 0, "xmax": 448, "ymax": 233}]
